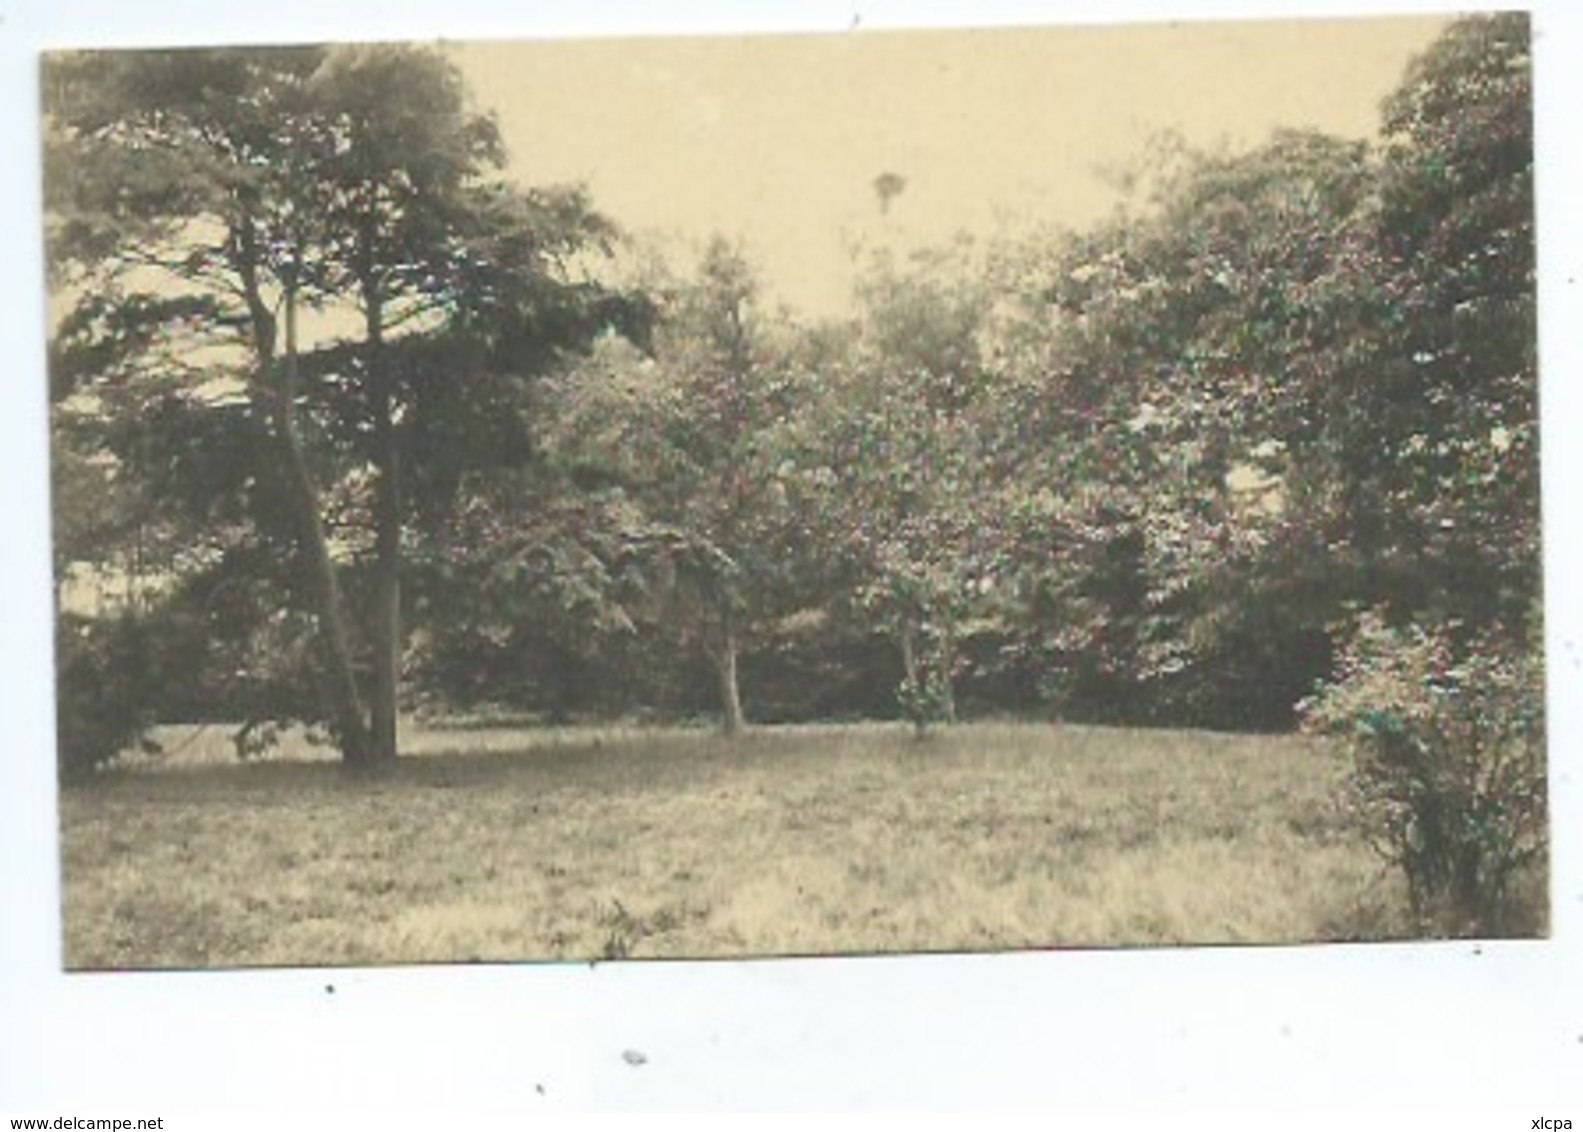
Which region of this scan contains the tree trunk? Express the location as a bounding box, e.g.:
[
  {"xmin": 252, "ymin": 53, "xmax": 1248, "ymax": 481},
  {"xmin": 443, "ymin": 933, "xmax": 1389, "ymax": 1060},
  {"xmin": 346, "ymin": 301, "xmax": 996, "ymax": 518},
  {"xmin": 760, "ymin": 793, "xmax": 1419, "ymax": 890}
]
[
  {"xmin": 938, "ymin": 616, "xmax": 958, "ymax": 725},
  {"xmin": 366, "ymin": 295, "xmax": 401, "ymax": 766},
  {"xmin": 717, "ymin": 600, "xmax": 745, "ymax": 737},
  {"xmin": 899, "ymin": 617, "xmax": 925, "ymax": 738},
  {"xmin": 899, "ymin": 618, "xmax": 919, "ymax": 688},
  {"xmin": 273, "ymin": 283, "xmax": 372, "ymax": 765}
]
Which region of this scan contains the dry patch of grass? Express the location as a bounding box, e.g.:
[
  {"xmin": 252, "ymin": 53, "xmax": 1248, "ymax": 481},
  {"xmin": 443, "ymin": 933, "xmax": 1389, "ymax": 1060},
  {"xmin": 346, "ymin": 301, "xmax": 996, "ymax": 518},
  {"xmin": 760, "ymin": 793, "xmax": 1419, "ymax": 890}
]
[{"xmin": 60, "ymin": 721, "xmax": 1418, "ymax": 969}]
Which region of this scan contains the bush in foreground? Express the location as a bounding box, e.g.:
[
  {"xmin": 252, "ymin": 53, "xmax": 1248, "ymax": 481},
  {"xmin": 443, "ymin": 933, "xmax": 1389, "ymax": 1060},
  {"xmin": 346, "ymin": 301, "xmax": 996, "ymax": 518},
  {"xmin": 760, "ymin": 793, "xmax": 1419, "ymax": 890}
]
[{"xmin": 1300, "ymin": 608, "xmax": 1546, "ymax": 936}]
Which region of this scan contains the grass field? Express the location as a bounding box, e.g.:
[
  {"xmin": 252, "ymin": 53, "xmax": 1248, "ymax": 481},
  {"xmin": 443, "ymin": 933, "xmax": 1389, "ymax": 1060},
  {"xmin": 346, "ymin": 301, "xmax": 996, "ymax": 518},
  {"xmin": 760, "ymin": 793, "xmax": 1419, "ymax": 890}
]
[{"xmin": 59, "ymin": 721, "xmax": 1427, "ymax": 969}]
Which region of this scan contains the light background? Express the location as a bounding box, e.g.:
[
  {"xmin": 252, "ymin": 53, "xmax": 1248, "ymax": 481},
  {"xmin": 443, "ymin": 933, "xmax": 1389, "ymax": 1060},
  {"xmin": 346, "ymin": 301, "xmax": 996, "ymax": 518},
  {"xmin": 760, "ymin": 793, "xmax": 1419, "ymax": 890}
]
[
  {"xmin": 1, "ymin": 0, "xmax": 1579, "ymax": 1112},
  {"xmin": 453, "ymin": 16, "xmax": 1449, "ymax": 316}
]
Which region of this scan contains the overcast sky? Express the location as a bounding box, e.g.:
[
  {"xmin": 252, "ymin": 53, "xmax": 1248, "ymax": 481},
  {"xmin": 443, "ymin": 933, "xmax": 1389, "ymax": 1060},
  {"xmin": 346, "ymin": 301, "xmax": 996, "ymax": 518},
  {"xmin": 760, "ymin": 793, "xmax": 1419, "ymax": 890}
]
[{"xmin": 456, "ymin": 15, "xmax": 1450, "ymax": 315}]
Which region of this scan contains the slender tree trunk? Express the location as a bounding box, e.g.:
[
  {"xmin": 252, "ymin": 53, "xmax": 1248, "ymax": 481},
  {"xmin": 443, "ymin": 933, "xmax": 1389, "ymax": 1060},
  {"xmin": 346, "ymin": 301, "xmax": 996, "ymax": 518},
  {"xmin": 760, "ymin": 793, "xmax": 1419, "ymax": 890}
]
[
  {"xmin": 899, "ymin": 617, "xmax": 925, "ymax": 738},
  {"xmin": 273, "ymin": 283, "xmax": 372, "ymax": 765},
  {"xmin": 938, "ymin": 617, "xmax": 958, "ymax": 725},
  {"xmin": 899, "ymin": 618, "xmax": 920, "ymax": 687},
  {"xmin": 365, "ymin": 294, "xmax": 401, "ymax": 765},
  {"xmin": 717, "ymin": 600, "xmax": 745, "ymax": 737}
]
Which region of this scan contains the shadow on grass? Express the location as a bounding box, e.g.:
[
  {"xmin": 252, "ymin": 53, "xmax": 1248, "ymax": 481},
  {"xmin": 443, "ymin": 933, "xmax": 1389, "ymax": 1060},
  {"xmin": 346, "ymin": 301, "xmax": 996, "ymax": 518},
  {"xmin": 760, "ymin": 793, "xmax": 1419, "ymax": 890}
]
[
  {"xmin": 62, "ymin": 728, "xmax": 770, "ymax": 806},
  {"xmin": 1314, "ymin": 862, "xmax": 1549, "ymax": 943}
]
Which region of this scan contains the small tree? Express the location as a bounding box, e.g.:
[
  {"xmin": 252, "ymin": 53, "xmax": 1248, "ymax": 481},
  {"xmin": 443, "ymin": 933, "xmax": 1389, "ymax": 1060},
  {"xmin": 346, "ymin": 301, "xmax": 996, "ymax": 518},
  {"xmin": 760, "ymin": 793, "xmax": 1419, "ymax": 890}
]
[{"xmin": 539, "ymin": 238, "xmax": 795, "ymax": 736}]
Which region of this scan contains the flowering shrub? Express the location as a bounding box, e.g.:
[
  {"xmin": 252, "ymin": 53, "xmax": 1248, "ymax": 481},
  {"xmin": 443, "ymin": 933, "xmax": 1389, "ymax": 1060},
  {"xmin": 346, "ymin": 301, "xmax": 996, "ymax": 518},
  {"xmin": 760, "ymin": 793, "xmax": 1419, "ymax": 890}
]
[{"xmin": 1300, "ymin": 608, "xmax": 1546, "ymax": 935}]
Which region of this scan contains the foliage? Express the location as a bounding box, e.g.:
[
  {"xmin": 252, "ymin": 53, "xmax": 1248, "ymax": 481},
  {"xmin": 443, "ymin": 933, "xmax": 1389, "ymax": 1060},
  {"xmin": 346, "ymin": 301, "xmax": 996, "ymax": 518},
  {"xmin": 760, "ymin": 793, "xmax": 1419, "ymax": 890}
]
[
  {"xmin": 979, "ymin": 131, "xmax": 1372, "ymax": 726},
  {"xmin": 50, "ymin": 417, "xmax": 151, "ymax": 609},
  {"xmin": 55, "ymin": 614, "xmax": 161, "ymax": 779},
  {"xmin": 780, "ymin": 244, "xmax": 1005, "ymax": 728},
  {"xmin": 45, "ymin": 45, "xmax": 641, "ymax": 763},
  {"xmin": 530, "ymin": 239, "xmax": 801, "ymax": 734},
  {"xmin": 983, "ymin": 13, "xmax": 1536, "ymax": 727},
  {"xmin": 896, "ymin": 660, "xmax": 955, "ymax": 738},
  {"xmin": 406, "ymin": 471, "xmax": 690, "ymax": 719},
  {"xmin": 1373, "ymin": 11, "xmax": 1536, "ymax": 628},
  {"xmin": 1300, "ymin": 608, "xmax": 1545, "ymax": 936},
  {"xmin": 43, "ymin": 17, "xmax": 1542, "ymax": 775}
]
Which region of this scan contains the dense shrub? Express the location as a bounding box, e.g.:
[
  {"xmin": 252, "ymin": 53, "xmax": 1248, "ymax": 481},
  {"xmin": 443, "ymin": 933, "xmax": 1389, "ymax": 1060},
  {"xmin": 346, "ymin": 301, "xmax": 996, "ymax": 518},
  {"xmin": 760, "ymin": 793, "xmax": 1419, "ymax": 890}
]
[
  {"xmin": 1300, "ymin": 608, "xmax": 1546, "ymax": 936},
  {"xmin": 55, "ymin": 613, "xmax": 160, "ymax": 780}
]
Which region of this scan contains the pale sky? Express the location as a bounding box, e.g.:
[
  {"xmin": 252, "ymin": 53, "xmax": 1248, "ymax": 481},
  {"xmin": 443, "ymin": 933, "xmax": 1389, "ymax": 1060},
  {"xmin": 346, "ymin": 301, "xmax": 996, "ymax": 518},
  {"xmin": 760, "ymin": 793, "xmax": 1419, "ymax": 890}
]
[
  {"xmin": 457, "ymin": 15, "xmax": 1451, "ymax": 315},
  {"xmin": 5, "ymin": 1, "xmax": 1583, "ymax": 1112}
]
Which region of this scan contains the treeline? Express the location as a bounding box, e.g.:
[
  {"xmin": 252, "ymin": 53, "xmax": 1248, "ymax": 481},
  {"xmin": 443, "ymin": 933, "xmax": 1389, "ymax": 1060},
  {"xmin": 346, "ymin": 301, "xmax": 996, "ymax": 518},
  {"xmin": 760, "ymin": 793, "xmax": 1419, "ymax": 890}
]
[
  {"xmin": 49, "ymin": 15, "xmax": 1536, "ymax": 751},
  {"xmin": 403, "ymin": 15, "xmax": 1537, "ymax": 742}
]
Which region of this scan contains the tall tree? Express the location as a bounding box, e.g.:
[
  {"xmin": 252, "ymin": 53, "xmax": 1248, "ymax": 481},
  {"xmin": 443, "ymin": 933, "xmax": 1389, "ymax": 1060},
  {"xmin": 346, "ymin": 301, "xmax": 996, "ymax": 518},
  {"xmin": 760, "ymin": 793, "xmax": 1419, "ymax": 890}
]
[
  {"xmin": 45, "ymin": 46, "xmax": 635, "ymax": 765},
  {"xmin": 1356, "ymin": 11, "xmax": 1536, "ymax": 631},
  {"xmin": 46, "ymin": 47, "xmax": 377, "ymax": 760},
  {"xmin": 781, "ymin": 245, "xmax": 1004, "ymax": 730},
  {"xmin": 980, "ymin": 129, "xmax": 1378, "ymax": 725},
  {"xmin": 987, "ymin": 14, "xmax": 1535, "ymax": 724}
]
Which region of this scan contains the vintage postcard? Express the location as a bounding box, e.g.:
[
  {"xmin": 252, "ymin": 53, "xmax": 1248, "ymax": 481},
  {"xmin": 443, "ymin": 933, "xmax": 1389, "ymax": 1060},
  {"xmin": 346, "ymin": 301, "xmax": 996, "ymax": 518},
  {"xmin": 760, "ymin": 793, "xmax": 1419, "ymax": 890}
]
[
  {"xmin": 38, "ymin": 13, "xmax": 1546, "ymax": 970},
  {"xmin": 5, "ymin": 1, "xmax": 1577, "ymax": 1113}
]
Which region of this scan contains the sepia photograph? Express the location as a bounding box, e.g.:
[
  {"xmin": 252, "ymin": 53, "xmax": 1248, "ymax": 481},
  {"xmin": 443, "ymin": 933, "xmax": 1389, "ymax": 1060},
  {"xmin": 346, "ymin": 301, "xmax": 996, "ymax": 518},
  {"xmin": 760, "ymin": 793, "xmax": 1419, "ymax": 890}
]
[
  {"xmin": 37, "ymin": 11, "xmax": 1547, "ymax": 973},
  {"xmin": 7, "ymin": 0, "xmax": 1583, "ymax": 1113}
]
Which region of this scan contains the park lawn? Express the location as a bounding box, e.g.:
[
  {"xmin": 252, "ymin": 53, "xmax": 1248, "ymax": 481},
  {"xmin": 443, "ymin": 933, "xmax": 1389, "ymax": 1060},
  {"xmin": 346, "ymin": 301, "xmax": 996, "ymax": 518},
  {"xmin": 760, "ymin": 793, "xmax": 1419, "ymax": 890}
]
[{"xmin": 58, "ymin": 721, "xmax": 1417, "ymax": 969}]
